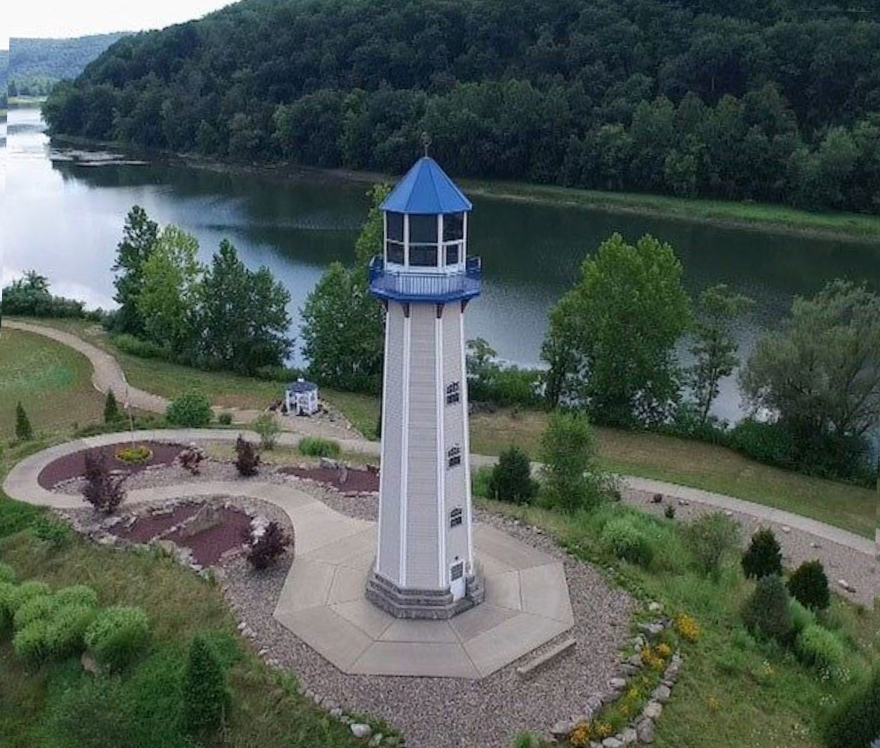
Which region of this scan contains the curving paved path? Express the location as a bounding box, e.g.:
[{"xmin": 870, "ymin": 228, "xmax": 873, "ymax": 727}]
[
  {"xmin": 3, "ymin": 432, "xmax": 573, "ymax": 679},
  {"xmin": 4, "ymin": 322, "xmax": 875, "ymax": 560}
]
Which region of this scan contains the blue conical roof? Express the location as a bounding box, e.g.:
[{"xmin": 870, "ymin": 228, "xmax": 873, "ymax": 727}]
[{"xmin": 381, "ymin": 157, "xmax": 473, "ymax": 214}]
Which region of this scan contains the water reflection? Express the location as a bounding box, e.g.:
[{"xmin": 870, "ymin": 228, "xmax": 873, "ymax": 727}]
[{"xmin": 5, "ymin": 106, "xmax": 880, "ymax": 422}]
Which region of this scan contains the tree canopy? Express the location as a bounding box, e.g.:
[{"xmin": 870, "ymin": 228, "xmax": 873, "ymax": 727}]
[
  {"xmin": 542, "ymin": 233, "xmax": 692, "ymax": 427},
  {"xmin": 740, "ymin": 280, "xmax": 880, "ymax": 478},
  {"xmin": 42, "ymin": 0, "xmax": 880, "ymax": 213}
]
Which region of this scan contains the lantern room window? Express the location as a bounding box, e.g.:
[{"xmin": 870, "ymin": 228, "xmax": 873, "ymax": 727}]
[
  {"xmin": 443, "ymin": 213, "xmax": 464, "ymax": 242},
  {"xmin": 409, "ymin": 215, "xmax": 438, "ymax": 244},
  {"xmin": 386, "ymin": 212, "xmax": 405, "ymax": 265}
]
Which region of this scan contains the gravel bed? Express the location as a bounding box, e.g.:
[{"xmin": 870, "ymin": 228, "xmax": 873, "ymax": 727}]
[
  {"xmin": 621, "ymin": 487, "xmax": 877, "ymax": 608},
  {"xmin": 223, "ymin": 501, "xmax": 634, "ymax": 748}
]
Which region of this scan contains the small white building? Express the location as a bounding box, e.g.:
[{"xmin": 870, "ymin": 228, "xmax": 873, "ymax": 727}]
[
  {"xmin": 285, "ymin": 379, "xmax": 319, "ymax": 416},
  {"xmin": 365, "ymin": 155, "xmax": 483, "ymax": 619}
]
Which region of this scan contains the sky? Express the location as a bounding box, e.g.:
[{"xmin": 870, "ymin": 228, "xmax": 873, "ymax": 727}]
[{"xmin": 1, "ymin": 0, "xmax": 237, "ymax": 49}]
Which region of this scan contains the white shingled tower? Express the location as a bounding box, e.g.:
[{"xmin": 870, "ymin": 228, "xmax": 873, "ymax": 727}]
[{"xmin": 365, "ymin": 154, "xmax": 484, "ymax": 619}]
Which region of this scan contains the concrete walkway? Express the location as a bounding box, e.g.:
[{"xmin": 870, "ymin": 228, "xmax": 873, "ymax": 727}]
[{"xmin": 5, "ymin": 321, "xmax": 874, "ymax": 558}]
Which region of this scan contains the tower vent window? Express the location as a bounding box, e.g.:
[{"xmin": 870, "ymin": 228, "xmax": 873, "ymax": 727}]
[
  {"xmin": 450, "ymin": 508, "xmax": 463, "ymax": 527},
  {"xmin": 447, "ymin": 446, "xmax": 462, "ymax": 468},
  {"xmin": 446, "ymin": 382, "xmax": 460, "ymax": 405}
]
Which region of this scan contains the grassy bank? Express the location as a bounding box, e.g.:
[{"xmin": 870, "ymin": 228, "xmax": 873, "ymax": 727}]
[
  {"xmin": 0, "ymin": 328, "xmax": 105, "ymax": 440},
  {"xmin": 463, "ymin": 179, "xmax": 880, "ymax": 242},
  {"xmin": 483, "ymin": 498, "xmax": 877, "ymax": 748},
  {"xmin": 9, "ymin": 318, "xmax": 875, "ymax": 539}
]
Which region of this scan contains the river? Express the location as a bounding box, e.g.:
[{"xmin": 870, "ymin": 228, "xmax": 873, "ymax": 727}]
[{"xmin": 4, "ymin": 106, "xmax": 880, "ymax": 422}]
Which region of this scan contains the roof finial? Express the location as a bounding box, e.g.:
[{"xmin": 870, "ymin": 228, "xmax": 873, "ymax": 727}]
[{"xmin": 421, "ymin": 131, "xmax": 431, "ymax": 158}]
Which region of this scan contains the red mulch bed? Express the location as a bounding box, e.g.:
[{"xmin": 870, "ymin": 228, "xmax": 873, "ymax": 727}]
[
  {"xmin": 109, "ymin": 504, "xmax": 251, "ymax": 567},
  {"xmin": 165, "ymin": 508, "xmax": 252, "ymax": 566},
  {"xmin": 38, "ymin": 441, "xmax": 185, "ymax": 490},
  {"xmin": 278, "ymin": 465, "xmax": 379, "ymax": 494},
  {"xmin": 108, "ymin": 504, "xmax": 201, "ymax": 544}
]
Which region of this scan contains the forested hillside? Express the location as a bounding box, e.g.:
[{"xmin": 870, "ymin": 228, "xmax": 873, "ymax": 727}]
[
  {"xmin": 43, "ymin": 0, "xmax": 880, "ymax": 213},
  {"xmin": 9, "ymin": 33, "xmax": 129, "ymax": 96},
  {"xmin": 1, "ymin": 51, "xmax": 9, "ymax": 108}
]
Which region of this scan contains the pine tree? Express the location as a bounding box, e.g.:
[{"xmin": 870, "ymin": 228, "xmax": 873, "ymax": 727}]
[
  {"xmin": 104, "ymin": 390, "xmax": 121, "ymax": 424},
  {"xmin": 15, "ymin": 402, "xmax": 33, "ymax": 442},
  {"xmin": 182, "ymin": 635, "xmax": 228, "ymax": 737},
  {"xmin": 741, "ymin": 528, "xmax": 783, "ymax": 580}
]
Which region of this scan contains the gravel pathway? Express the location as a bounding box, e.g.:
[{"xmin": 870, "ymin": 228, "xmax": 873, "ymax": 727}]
[{"xmin": 223, "ymin": 512, "xmax": 634, "ymax": 748}]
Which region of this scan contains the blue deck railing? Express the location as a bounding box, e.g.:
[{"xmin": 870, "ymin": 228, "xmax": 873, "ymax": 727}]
[{"xmin": 369, "ymin": 256, "xmax": 482, "ymax": 302}]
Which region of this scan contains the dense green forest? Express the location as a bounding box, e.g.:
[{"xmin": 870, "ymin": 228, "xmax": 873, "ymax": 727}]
[
  {"xmin": 9, "ymin": 33, "xmax": 129, "ymax": 96},
  {"xmin": 1, "ymin": 50, "xmax": 8, "ymax": 108},
  {"xmin": 43, "ymin": 0, "xmax": 880, "ymax": 213}
]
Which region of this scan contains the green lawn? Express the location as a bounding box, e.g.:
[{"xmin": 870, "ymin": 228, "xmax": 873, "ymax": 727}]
[
  {"xmin": 482, "ymin": 498, "xmax": 877, "ymax": 748},
  {"xmin": 0, "ymin": 438, "xmax": 374, "ymax": 748},
  {"xmin": 470, "ymin": 409, "xmax": 876, "ymax": 540},
  {"xmin": 463, "ymin": 178, "xmax": 880, "ymax": 241},
  {"xmin": 0, "ymin": 328, "xmax": 106, "ymax": 440}
]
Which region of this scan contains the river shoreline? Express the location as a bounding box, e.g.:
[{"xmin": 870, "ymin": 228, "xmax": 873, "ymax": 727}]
[{"xmin": 48, "ymin": 132, "xmax": 880, "ymax": 245}]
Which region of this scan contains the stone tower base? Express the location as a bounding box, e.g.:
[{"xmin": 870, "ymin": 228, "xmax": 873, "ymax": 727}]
[{"xmin": 366, "ymin": 565, "xmax": 485, "ymax": 620}]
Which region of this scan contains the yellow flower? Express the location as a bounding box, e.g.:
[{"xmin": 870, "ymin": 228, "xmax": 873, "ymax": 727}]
[
  {"xmin": 675, "ymin": 613, "xmax": 700, "ymax": 643},
  {"xmin": 595, "ymin": 722, "xmax": 613, "ymax": 739},
  {"xmin": 657, "ymin": 642, "xmax": 672, "ymax": 659},
  {"xmin": 707, "ymin": 696, "xmax": 721, "ymax": 711},
  {"xmin": 627, "ymin": 686, "xmax": 641, "ymax": 700},
  {"xmin": 570, "ymin": 723, "xmax": 592, "ymax": 747}
]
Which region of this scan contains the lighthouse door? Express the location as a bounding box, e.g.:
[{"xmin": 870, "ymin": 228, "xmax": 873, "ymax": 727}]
[{"xmin": 450, "ymin": 560, "xmax": 466, "ymax": 601}]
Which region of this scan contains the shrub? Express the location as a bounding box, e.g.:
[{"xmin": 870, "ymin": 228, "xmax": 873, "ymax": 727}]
[
  {"xmin": 244, "ymin": 521, "xmax": 292, "ymax": 570},
  {"xmin": 235, "ymin": 436, "xmax": 261, "ymax": 477},
  {"xmin": 183, "ymin": 634, "xmax": 229, "ymax": 737},
  {"xmin": 84, "ymin": 606, "xmax": 150, "ymax": 670},
  {"xmin": 178, "ymin": 444, "xmax": 206, "ymax": 474},
  {"xmin": 13, "ymin": 619, "xmax": 52, "ymax": 661},
  {"xmin": 471, "ymin": 465, "xmax": 493, "ymax": 499},
  {"xmin": 487, "ymin": 447, "xmax": 537, "ymax": 504},
  {"xmin": 166, "ymin": 390, "xmax": 213, "ymax": 427},
  {"xmin": 13, "ymin": 594, "xmax": 58, "ymax": 631},
  {"xmin": 104, "ymin": 389, "xmax": 122, "ymax": 423},
  {"xmin": 7, "ymin": 581, "xmax": 51, "ymax": 615},
  {"xmin": 788, "ymin": 560, "xmax": 831, "ymax": 611},
  {"xmin": 0, "ymin": 563, "xmax": 16, "ymax": 584},
  {"xmin": 795, "ymin": 624, "xmax": 846, "ymax": 674},
  {"xmin": 45, "ymin": 604, "xmax": 97, "ymax": 659},
  {"xmin": 601, "ymin": 516, "xmax": 654, "ymax": 566},
  {"xmin": 742, "ymin": 527, "xmax": 783, "ymax": 580},
  {"xmin": 112, "ymin": 333, "xmax": 169, "ymax": 360},
  {"xmin": 822, "ymin": 669, "xmax": 880, "ymax": 748},
  {"xmin": 15, "ymin": 402, "xmax": 33, "ymax": 442},
  {"xmin": 55, "ymin": 585, "xmax": 99, "ymax": 609},
  {"xmin": 664, "ymin": 505, "xmax": 676, "ymax": 520},
  {"xmin": 682, "ymin": 512, "xmax": 740, "ymax": 577},
  {"xmin": 298, "ymin": 436, "xmax": 341, "ymax": 458},
  {"xmin": 742, "ymin": 575, "xmax": 794, "ymax": 643},
  {"xmin": 30, "ymin": 515, "xmax": 74, "ymax": 547},
  {"xmin": 540, "ymin": 412, "xmax": 607, "ymax": 513},
  {"xmin": 217, "ymin": 412, "xmax": 233, "ymax": 425},
  {"xmin": 0, "ymin": 582, "xmax": 16, "ymax": 633},
  {"xmin": 253, "ymin": 413, "xmax": 281, "ymax": 450},
  {"xmin": 115, "ymin": 445, "xmax": 153, "ymax": 464},
  {"xmin": 82, "ymin": 451, "xmax": 127, "ymax": 514},
  {"xmin": 789, "ymin": 598, "xmax": 817, "ymax": 636}
]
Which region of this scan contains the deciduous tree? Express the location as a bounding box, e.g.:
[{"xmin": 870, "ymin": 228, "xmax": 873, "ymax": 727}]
[{"xmin": 542, "ymin": 233, "xmax": 692, "ymax": 427}]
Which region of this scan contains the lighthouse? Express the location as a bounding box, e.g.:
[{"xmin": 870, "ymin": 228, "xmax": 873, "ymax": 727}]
[{"xmin": 366, "ymin": 155, "xmax": 484, "ymax": 619}]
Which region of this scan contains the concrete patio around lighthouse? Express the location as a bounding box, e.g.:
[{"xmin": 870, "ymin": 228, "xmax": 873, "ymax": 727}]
[{"xmin": 274, "ymin": 509, "xmax": 574, "ymax": 679}]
